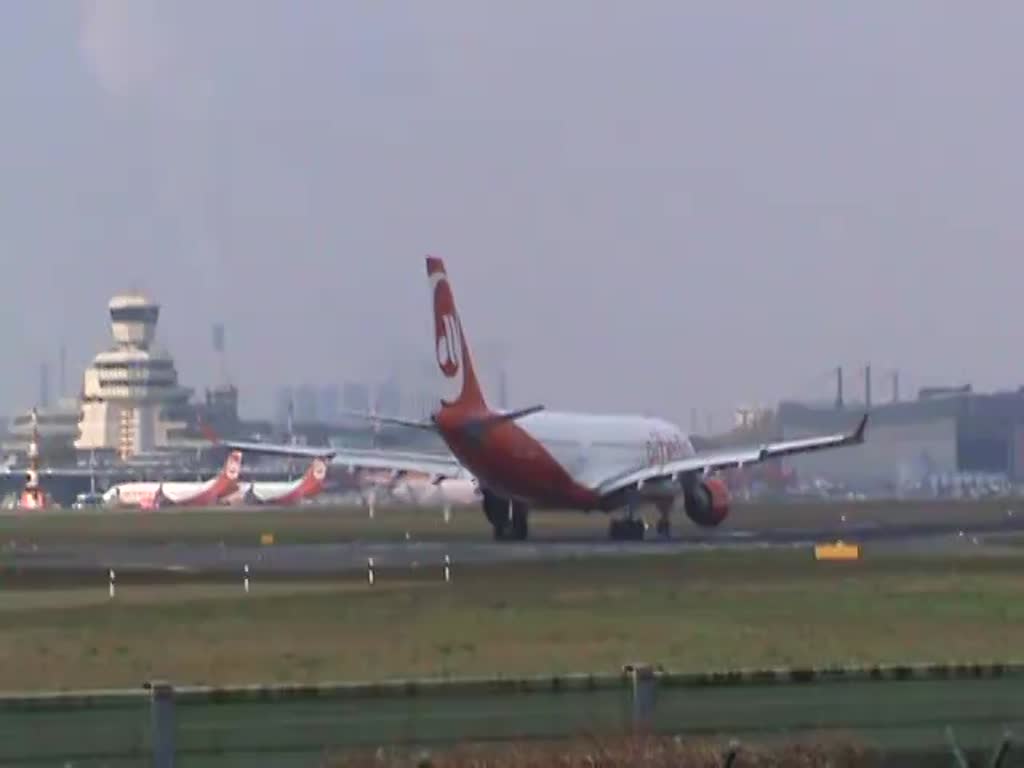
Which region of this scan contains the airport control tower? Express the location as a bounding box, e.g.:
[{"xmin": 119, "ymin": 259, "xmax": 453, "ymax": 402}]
[{"xmin": 76, "ymin": 294, "xmax": 192, "ymax": 459}]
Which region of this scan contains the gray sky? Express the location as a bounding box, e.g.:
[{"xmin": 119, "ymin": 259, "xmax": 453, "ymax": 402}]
[{"xmin": 1, "ymin": 2, "xmax": 1021, "ymax": 425}]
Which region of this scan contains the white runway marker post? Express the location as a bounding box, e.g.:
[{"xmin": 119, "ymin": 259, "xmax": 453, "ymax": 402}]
[
  {"xmin": 368, "ymin": 557, "xmax": 375, "ymax": 586},
  {"xmin": 443, "ymin": 505, "xmax": 451, "ymax": 524},
  {"xmin": 108, "ymin": 569, "xmax": 116, "ymax": 599},
  {"xmin": 444, "ymin": 554, "xmax": 451, "ymax": 583},
  {"xmin": 244, "ymin": 563, "xmax": 250, "ymax": 594}
]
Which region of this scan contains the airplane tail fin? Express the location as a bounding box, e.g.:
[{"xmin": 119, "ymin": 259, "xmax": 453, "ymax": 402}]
[
  {"xmin": 222, "ymin": 450, "xmax": 243, "ymax": 484},
  {"xmin": 426, "ymin": 256, "xmax": 488, "ymax": 413},
  {"xmin": 302, "ymin": 457, "xmax": 329, "ymax": 494}
]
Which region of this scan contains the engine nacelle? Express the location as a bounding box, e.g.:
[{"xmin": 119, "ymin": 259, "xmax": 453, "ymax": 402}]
[{"xmin": 683, "ymin": 476, "xmax": 730, "ymax": 527}]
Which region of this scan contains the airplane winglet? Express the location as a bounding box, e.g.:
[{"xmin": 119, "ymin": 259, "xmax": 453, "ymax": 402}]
[{"xmin": 850, "ymin": 413, "xmax": 869, "ymax": 444}]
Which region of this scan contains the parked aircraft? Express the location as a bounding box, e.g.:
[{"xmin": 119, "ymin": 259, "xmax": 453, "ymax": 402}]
[
  {"xmin": 103, "ymin": 450, "xmax": 243, "ymax": 509},
  {"xmin": 349, "ymin": 466, "xmax": 481, "ymax": 514},
  {"xmin": 237, "ymin": 457, "xmax": 330, "ymax": 506}
]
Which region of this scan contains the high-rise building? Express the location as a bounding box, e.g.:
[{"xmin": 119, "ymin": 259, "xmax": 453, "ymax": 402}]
[
  {"xmin": 375, "ymin": 378, "xmax": 400, "ymax": 417},
  {"xmin": 343, "ymin": 381, "xmax": 370, "ymax": 413},
  {"xmin": 294, "ymin": 385, "xmax": 318, "ymax": 423},
  {"xmin": 274, "ymin": 387, "xmax": 294, "ymax": 427},
  {"xmin": 319, "ymin": 385, "xmax": 340, "ymax": 423}
]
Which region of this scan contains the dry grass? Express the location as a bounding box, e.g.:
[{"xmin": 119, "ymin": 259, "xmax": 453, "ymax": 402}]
[{"xmin": 332, "ymin": 735, "xmax": 874, "ymax": 768}]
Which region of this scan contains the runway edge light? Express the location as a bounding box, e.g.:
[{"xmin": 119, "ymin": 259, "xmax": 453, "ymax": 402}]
[
  {"xmin": 814, "ymin": 540, "xmax": 860, "ymax": 561},
  {"xmin": 260, "ymin": 533, "xmax": 275, "ymax": 546}
]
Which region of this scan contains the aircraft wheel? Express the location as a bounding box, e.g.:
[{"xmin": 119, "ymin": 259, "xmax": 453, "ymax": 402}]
[
  {"xmin": 510, "ymin": 503, "xmax": 529, "ymax": 541},
  {"xmin": 609, "ymin": 519, "xmax": 645, "ymax": 541}
]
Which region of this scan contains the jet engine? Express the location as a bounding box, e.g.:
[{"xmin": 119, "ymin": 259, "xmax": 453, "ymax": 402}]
[{"xmin": 682, "ymin": 476, "xmax": 730, "ymax": 527}]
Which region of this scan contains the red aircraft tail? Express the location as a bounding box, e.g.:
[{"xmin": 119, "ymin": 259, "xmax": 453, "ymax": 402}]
[{"xmin": 426, "ymin": 256, "xmax": 489, "ymax": 414}]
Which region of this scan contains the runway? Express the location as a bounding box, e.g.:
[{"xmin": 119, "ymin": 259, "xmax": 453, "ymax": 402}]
[{"xmin": 4, "ymin": 514, "xmax": 1023, "ymax": 575}]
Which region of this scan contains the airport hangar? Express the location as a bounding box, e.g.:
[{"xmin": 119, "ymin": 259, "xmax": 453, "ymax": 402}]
[{"xmin": 777, "ymin": 386, "xmax": 1024, "ymax": 492}]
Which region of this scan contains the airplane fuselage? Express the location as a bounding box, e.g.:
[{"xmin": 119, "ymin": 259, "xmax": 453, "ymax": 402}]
[
  {"xmin": 104, "ymin": 480, "xmax": 226, "ymax": 508},
  {"xmin": 437, "ymin": 409, "xmax": 694, "ymax": 510},
  {"xmin": 389, "ymin": 475, "xmax": 482, "ymax": 507},
  {"xmin": 103, "ymin": 451, "xmax": 242, "ymax": 508}
]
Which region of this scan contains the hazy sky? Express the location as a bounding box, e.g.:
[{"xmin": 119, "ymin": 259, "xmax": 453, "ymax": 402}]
[{"xmin": 1, "ymin": 2, "xmax": 1021, "ymax": 425}]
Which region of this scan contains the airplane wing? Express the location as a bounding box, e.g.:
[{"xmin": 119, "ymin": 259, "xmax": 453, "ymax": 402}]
[
  {"xmin": 214, "ymin": 438, "xmax": 337, "ymax": 460},
  {"xmin": 339, "ymin": 411, "xmax": 438, "ymax": 431},
  {"xmin": 339, "ymin": 405, "xmax": 545, "ymax": 434},
  {"xmin": 596, "ymin": 413, "xmax": 868, "ymax": 497},
  {"xmin": 331, "ymin": 447, "xmax": 470, "ymax": 481},
  {"xmin": 215, "ymin": 436, "xmax": 469, "ymax": 482}
]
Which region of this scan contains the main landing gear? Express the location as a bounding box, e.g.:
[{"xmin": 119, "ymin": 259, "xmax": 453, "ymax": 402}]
[
  {"xmin": 608, "ymin": 517, "xmax": 646, "ymax": 541},
  {"xmin": 608, "ymin": 494, "xmax": 647, "ymax": 541},
  {"xmin": 482, "ymin": 491, "xmax": 529, "ymax": 541},
  {"xmin": 608, "ymin": 498, "xmax": 673, "ymax": 541},
  {"xmin": 654, "ymin": 500, "xmax": 672, "ymax": 539}
]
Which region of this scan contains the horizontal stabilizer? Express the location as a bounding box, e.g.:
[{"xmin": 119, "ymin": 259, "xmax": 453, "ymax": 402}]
[
  {"xmin": 339, "ymin": 410, "xmax": 438, "ymax": 431},
  {"xmin": 454, "ymin": 405, "xmax": 545, "ymax": 443}
]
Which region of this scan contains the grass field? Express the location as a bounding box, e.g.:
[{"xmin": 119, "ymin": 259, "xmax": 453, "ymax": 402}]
[
  {"xmin": 2, "ymin": 548, "xmax": 1022, "ymax": 692},
  {"xmin": 0, "ymin": 498, "xmax": 1019, "ymax": 546}
]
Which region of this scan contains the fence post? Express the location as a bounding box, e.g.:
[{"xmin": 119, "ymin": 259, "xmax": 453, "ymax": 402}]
[
  {"xmin": 624, "ymin": 663, "xmax": 656, "ymax": 732},
  {"xmin": 150, "ymin": 681, "xmax": 176, "ymax": 768}
]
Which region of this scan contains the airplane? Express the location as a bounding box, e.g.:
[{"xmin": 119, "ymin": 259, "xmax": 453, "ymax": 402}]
[
  {"xmin": 234, "ymin": 456, "xmax": 331, "ymax": 506},
  {"xmin": 199, "ymin": 423, "xmax": 331, "ymax": 507},
  {"xmin": 388, "ymin": 472, "xmax": 481, "ymax": 508},
  {"xmin": 349, "ymin": 467, "xmax": 482, "ymax": 514},
  {"xmin": 103, "ymin": 450, "xmax": 243, "ymax": 509},
  {"xmin": 219, "ymin": 256, "xmax": 868, "ymax": 541}
]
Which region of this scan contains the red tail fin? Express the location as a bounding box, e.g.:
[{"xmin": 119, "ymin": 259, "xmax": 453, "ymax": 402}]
[
  {"xmin": 223, "ymin": 450, "xmax": 243, "ymax": 483},
  {"xmin": 426, "ymin": 256, "xmax": 488, "ymax": 412}
]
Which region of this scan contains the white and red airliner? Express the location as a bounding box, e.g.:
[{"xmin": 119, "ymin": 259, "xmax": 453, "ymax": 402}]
[
  {"xmin": 103, "ymin": 451, "xmax": 243, "ymax": 509},
  {"xmin": 350, "ymin": 465, "xmax": 481, "ymax": 514},
  {"xmin": 235, "ymin": 457, "xmax": 330, "ymax": 506},
  {"xmin": 199, "ymin": 425, "xmax": 331, "ymax": 507},
  {"xmin": 223, "ymin": 256, "xmax": 867, "ymax": 540}
]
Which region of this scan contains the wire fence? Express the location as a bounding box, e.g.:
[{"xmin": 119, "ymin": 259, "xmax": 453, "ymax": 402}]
[{"xmin": 0, "ymin": 662, "xmax": 1020, "ymax": 767}]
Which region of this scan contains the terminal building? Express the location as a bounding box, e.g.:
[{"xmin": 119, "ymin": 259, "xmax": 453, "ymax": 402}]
[{"xmin": 3, "ymin": 398, "xmax": 81, "ymax": 465}]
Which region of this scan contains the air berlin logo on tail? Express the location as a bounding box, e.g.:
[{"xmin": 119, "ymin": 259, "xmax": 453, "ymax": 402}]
[
  {"xmin": 437, "ymin": 312, "xmax": 461, "ymax": 378},
  {"xmin": 433, "ymin": 279, "xmax": 463, "ymax": 382},
  {"xmin": 225, "ymin": 452, "xmax": 242, "ymax": 481}
]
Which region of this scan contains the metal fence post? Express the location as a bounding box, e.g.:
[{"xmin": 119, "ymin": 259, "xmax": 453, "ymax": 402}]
[
  {"xmin": 624, "ymin": 664, "xmax": 656, "ymax": 732},
  {"xmin": 149, "ymin": 681, "xmax": 175, "ymax": 768}
]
